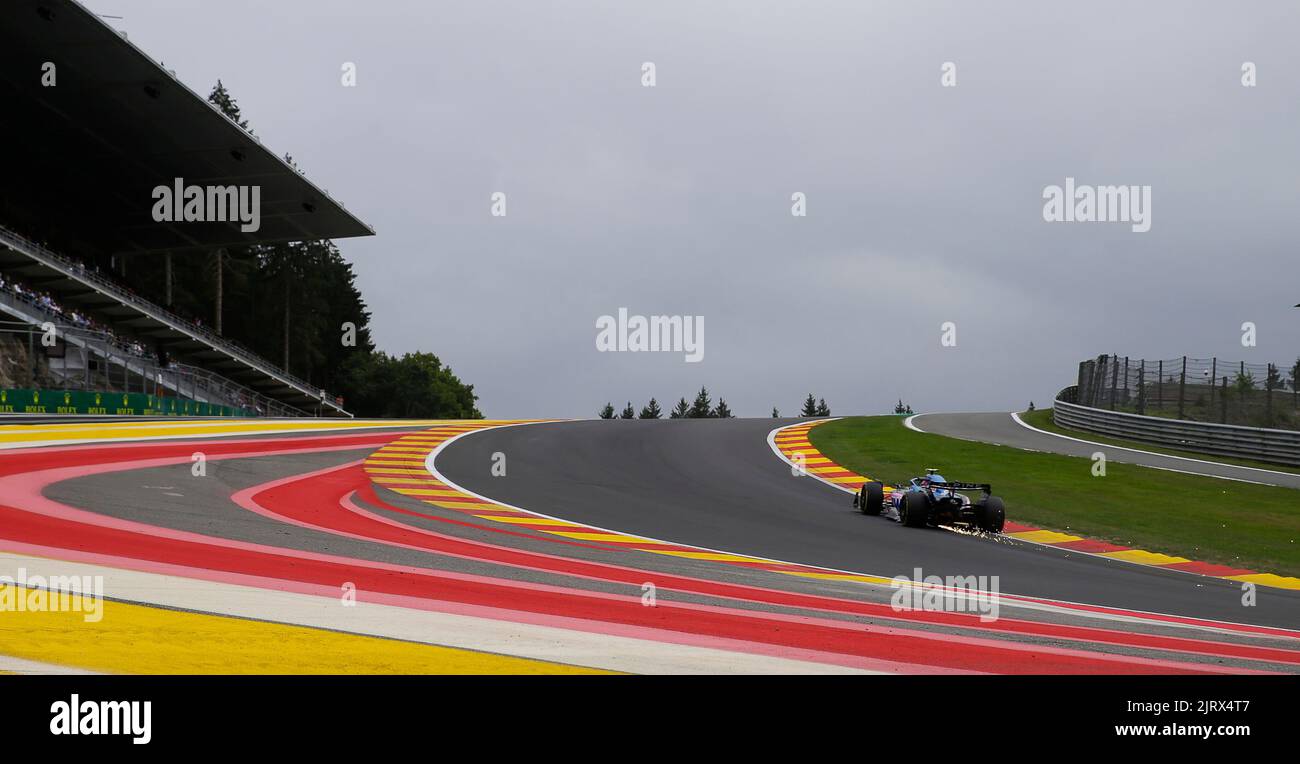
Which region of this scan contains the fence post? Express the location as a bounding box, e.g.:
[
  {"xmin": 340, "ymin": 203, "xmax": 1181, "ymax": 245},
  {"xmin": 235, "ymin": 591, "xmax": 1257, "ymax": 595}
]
[
  {"xmin": 1221, "ymin": 375, "xmax": 1228, "ymax": 423},
  {"xmin": 1137, "ymin": 359, "xmax": 1146, "ymax": 414},
  {"xmin": 1123, "ymin": 357, "xmax": 1130, "ymax": 407},
  {"xmin": 1178, "ymin": 356, "xmax": 1187, "ymax": 419},
  {"xmin": 1157, "ymin": 360, "xmax": 1163, "ymax": 409},
  {"xmin": 1110, "ymin": 354, "xmax": 1119, "ymax": 410},
  {"xmin": 1090, "ymin": 358, "xmax": 1103, "ymax": 406},
  {"xmin": 1208, "ymin": 357, "xmax": 1216, "ymax": 414},
  {"xmin": 1267, "ymin": 363, "xmax": 1275, "ymax": 425}
]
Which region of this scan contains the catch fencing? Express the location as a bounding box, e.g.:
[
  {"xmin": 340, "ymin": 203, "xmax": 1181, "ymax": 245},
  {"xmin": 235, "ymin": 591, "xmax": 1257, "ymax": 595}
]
[
  {"xmin": 1053, "ymin": 391, "xmax": 1300, "ymax": 467},
  {"xmin": 1075, "ymin": 354, "xmax": 1300, "ymax": 430}
]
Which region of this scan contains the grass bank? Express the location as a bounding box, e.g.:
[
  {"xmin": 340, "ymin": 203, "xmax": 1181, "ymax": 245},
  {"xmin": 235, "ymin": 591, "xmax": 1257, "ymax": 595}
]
[{"xmin": 808, "ymin": 416, "xmax": 1300, "ymax": 577}]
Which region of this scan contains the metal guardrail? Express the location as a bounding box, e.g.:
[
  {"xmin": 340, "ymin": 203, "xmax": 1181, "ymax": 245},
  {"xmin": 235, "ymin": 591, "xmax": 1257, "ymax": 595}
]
[
  {"xmin": 0, "ymin": 224, "xmax": 348, "ymax": 415},
  {"xmin": 1052, "ymin": 396, "xmax": 1300, "ymax": 467}
]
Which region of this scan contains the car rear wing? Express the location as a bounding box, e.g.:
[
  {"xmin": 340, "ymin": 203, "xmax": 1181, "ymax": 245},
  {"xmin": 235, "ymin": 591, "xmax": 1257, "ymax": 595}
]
[{"xmin": 930, "ymin": 481, "xmax": 991, "ymax": 496}]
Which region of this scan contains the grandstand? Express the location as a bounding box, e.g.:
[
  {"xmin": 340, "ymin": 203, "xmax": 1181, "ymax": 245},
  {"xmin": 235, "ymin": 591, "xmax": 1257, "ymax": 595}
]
[{"xmin": 0, "ymin": 0, "xmax": 373, "ymax": 416}]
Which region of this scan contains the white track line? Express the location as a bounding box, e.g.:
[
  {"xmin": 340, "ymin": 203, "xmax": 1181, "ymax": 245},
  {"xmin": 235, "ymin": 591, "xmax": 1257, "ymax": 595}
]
[
  {"xmin": 0, "ymin": 654, "xmax": 100, "ymax": 675},
  {"xmin": 0, "ymin": 552, "xmax": 871, "ymax": 675},
  {"xmin": 429, "ymin": 420, "xmax": 1297, "ymax": 639},
  {"xmin": 764, "ymin": 418, "xmax": 851, "ymax": 494},
  {"xmin": 761, "ymin": 418, "xmax": 1300, "ymax": 636}
]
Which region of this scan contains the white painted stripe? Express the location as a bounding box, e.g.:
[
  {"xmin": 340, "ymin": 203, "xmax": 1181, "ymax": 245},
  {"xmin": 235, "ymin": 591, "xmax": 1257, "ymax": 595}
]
[
  {"xmin": 0, "ymin": 552, "xmax": 876, "ymax": 675},
  {"xmin": 758, "ymin": 420, "xmax": 1300, "ymax": 633},
  {"xmin": 428, "ymin": 421, "xmax": 1297, "ymax": 639},
  {"xmin": 0, "ymin": 654, "xmax": 100, "ymax": 675}
]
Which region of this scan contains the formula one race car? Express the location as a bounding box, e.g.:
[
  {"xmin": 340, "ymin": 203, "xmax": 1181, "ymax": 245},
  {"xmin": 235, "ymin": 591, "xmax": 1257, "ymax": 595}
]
[{"xmin": 852, "ymin": 468, "xmax": 1006, "ymax": 533}]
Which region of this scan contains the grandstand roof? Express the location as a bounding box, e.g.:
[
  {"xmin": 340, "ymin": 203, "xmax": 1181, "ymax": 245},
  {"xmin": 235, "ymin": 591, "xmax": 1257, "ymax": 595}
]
[{"xmin": 0, "ymin": 0, "xmax": 374, "ymax": 257}]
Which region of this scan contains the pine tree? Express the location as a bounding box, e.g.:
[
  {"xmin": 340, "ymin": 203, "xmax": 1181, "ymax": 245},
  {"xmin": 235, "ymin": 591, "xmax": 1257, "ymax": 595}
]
[
  {"xmin": 599, "ymin": 402, "xmax": 615, "ymax": 419},
  {"xmin": 620, "ymin": 402, "xmax": 635, "ymax": 419},
  {"xmin": 639, "ymin": 398, "xmax": 663, "ymax": 419},
  {"xmin": 800, "ymin": 394, "xmax": 818, "ymax": 417},
  {"xmin": 714, "ymin": 398, "xmax": 734, "ymax": 418},
  {"xmin": 894, "ymin": 399, "xmax": 906, "ymax": 415},
  {"xmin": 771, "ymin": 407, "xmax": 779, "ymax": 418},
  {"xmin": 689, "ymin": 386, "xmax": 713, "ymax": 418},
  {"xmin": 815, "ymin": 398, "xmax": 830, "ymax": 416},
  {"xmin": 207, "ymin": 80, "xmax": 251, "ymax": 132},
  {"xmin": 1266, "ymin": 364, "xmax": 1283, "ymax": 391},
  {"xmin": 670, "ymin": 397, "xmax": 690, "ymax": 418},
  {"xmin": 1234, "ymin": 370, "xmax": 1255, "ymax": 401}
]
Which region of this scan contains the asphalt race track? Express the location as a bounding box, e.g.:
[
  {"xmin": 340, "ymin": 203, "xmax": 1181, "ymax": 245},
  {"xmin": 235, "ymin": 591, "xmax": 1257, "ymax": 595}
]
[
  {"xmin": 910, "ymin": 412, "xmax": 1300, "ymax": 489},
  {"xmin": 437, "ymin": 419, "xmax": 1300, "ymax": 628},
  {"xmin": 2, "ymin": 417, "xmax": 1298, "ymax": 674}
]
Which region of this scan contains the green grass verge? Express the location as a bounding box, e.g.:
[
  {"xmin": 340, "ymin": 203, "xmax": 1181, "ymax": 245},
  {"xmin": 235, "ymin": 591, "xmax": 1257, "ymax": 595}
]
[
  {"xmin": 1020, "ymin": 408, "xmax": 1300, "ymax": 476},
  {"xmin": 809, "ymin": 416, "xmax": 1300, "ymax": 577}
]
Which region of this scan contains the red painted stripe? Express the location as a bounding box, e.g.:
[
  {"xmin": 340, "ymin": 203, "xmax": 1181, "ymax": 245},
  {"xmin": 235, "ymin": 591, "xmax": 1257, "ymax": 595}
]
[
  {"xmin": 1, "ymin": 434, "xmax": 1294, "ymax": 671},
  {"xmin": 1163, "ymin": 561, "xmax": 1260, "ymax": 577},
  {"xmin": 1053, "ymin": 539, "xmax": 1133, "ymax": 554}
]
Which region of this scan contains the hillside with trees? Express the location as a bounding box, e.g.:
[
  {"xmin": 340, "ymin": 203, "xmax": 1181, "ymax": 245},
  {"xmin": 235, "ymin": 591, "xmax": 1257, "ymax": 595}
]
[{"xmin": 113, "ymin": 82, "xmax": 480, "ymax": 418}]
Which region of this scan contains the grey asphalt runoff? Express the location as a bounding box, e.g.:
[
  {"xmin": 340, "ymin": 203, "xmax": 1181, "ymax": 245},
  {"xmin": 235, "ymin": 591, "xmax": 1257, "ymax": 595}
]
[
  {"xmin": 435, "ymin": 418, "xmax": 1300, "ymax": 630},
  {"xmin": 910, "ymin": 411, "xmax": 1300, "ymax": 489}
]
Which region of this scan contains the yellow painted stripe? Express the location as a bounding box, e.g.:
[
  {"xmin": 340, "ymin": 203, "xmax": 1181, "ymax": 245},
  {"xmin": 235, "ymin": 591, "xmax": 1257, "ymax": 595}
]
[
  {"xmin": 1007, "ymin": 529, "xmax": 1083, "ymax": 544},
  {"xmin": 651, "ymin": 551, "xmax": 764, "ymax": 562},
  {"xmin": 547, "ymin": 531, "xmax": 666, "ymax": 545},
  {"xmin": 785, "ymin": 571, "xmax": 895, "ymax": 585},
  {"xmin": 428, "ymin": 500, "xmax": 497, "ymax": 510},
  {"xmin": 0, "ymin": 419, "xmax": 465, "ymax": 446},
  {"xmin": 485, "ymin": 516, "xmax": 583, "ymax": 527},
  {"xmin": 1098, "ymin": 549, "xmax": 1191, "ymax": 565},
  {"xmin": 390, "ymin": 488, "xmax": 471, "ymax": 498},
  {"xmin": 0, "ymin": 587, "xmax": 606, "ymax": 675},
  {"xmin": 1225, "ymin": 573, "xmax": 1300, "ymax": 591}
]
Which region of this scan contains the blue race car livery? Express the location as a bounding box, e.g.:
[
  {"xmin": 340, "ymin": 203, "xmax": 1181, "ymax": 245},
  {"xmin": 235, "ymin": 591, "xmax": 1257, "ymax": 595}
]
[{"xmin": 852, "ymin": 468, "xmax": 1006, "ymax": 532}]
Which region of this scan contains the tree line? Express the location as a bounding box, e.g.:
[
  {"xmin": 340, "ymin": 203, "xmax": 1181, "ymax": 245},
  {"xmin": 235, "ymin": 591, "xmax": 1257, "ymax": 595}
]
[
  {"xmin": 111, "ymin": 82, "xmax": 481, "ymax": 418},
  {"xmin": 601, "ymin": 390, "xmax": 834, "ymax": 419},
  {"xmin": 600, "ymin": 386, "xmax": 735, "ymax": 419}
]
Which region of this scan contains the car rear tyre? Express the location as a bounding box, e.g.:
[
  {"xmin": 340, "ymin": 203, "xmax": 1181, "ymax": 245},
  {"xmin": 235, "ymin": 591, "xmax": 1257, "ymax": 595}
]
[
  {"xmin": 899, "ymin": 492, "xmax": 929, "ymax": 527},
  {"xmin": 977, "ymin": 496, "xmax": 1006, "ymax": 533},
  {"xmin": 859, "ymin": 481, "xmax": 884, "ymax": 515}
]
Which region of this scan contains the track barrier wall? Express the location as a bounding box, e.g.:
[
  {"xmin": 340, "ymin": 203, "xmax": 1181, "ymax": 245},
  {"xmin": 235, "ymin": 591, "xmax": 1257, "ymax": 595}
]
[
  {"xmin": 0, "ymin": 388, "xmax": 256, "ymax": 417},
  {"xmin": 1052, "ymin": 392, "xmax": 1300, "ymax": 467}
]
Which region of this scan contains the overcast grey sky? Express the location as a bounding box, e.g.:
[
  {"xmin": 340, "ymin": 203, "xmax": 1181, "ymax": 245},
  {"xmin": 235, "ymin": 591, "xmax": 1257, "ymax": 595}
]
[{"xmin": 96, "ymin": 0, "xmax": 1300, "ymax": 418}]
